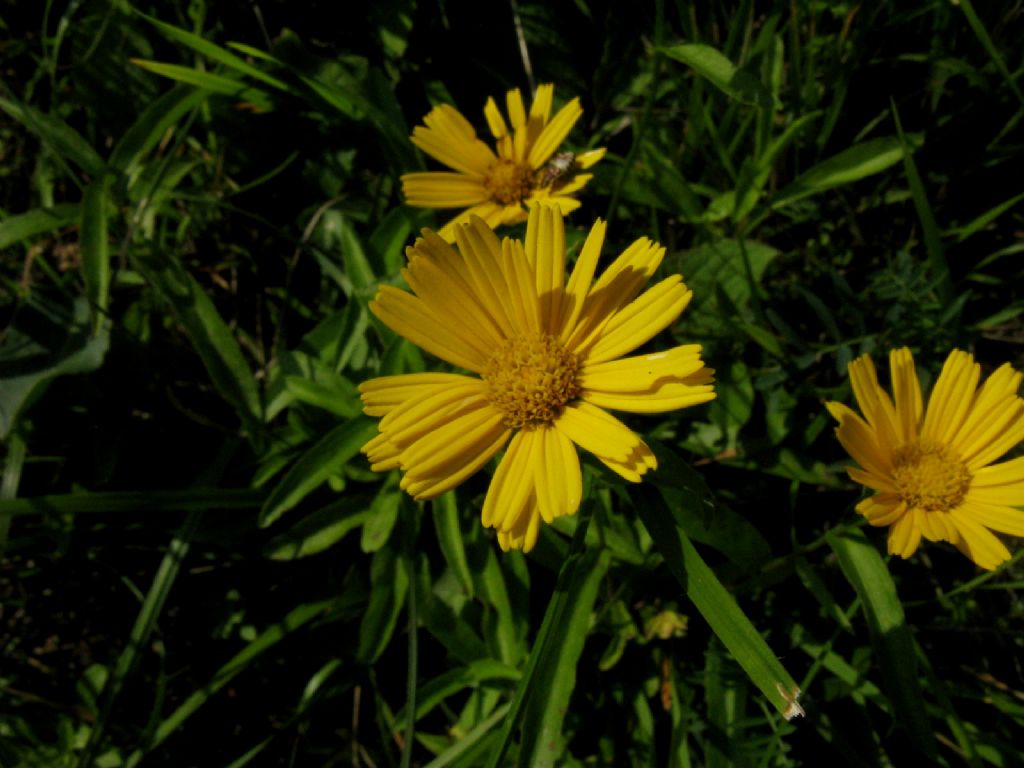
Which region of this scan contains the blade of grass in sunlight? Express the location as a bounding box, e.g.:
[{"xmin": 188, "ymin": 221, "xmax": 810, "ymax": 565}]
[
  {"xmin": 826, "ymin": 526, "xmax": 937, "ymax": 761},
  {"xmin": 483, "ymin": 505, "xmax": 593, "ymax": 768},
  {"xmin": 633, "ymin": 485, "xmax": 803, "ymax": 720},
  {"xmin": 259, "ymin": 417, "xmax": 378, "ymax": 526}
]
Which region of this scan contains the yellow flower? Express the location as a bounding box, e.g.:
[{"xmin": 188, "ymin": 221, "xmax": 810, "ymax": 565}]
[
  {"xmin": 828, "ymin": 347, "xmax": 1024, "ymax": 570},
  {"xmin": 400, "ymin": 84, "xmax": 606, "ymax": 241},
  {"xmin": 359, "ymin": 205, "xmax": 715, "ymax": 552}
]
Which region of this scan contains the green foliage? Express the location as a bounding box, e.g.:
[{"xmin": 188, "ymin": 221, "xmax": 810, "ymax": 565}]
[{"xmin": 3, "ymin": 0, "xmax": 1024, "ymax": 766}]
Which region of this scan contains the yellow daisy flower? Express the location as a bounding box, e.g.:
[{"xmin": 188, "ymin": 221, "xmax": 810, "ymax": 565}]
[
  {"xmin": 359, "ymin": 205, "xmax": 715, "ymax": 552},
  {"xmin": 828, "ymin": 347, "xmax": 1024, "ymax": 570},
  {"xmin": 400, "ymin": 83, "xmax": 606, "ymax": 241}
]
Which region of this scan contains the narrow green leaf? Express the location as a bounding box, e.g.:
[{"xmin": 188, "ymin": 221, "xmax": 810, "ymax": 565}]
[
  {"xmin": 134, "ymin": 251, "xmax": 262, "ymax": 431},
  {"xmin": 137, "ymin": 13, "xmax": 290, "ymax": 92},
  {"xmin": 661, "ymin": 43, "xmax": 774, "ymax": 108},
  {"xmin": 958, "ymin": 0, "xmax": 1024, "ymax": 106},
  {"xmin": 262, "ymin": 498, "xmax": 370, "ymax": 560},
  {"xmin": 259, "ymin": 417, "xmax": 377, "ymax": 527},
  {"xmin": 396, "ymin": 660, "xmax": 520, "ymax": 725},
  {"xmin": 423, "ymin": 703, "xmax": 511, "ymax": 768},
  {"xmin": 0, "ymin": 294, "xmax": 109, "ymax": 439},
  {"xmin": 633, "ymin": 486, "xmax": 803, "ymax": 720},
  {"xmin": 80, "ymin": 175, "xmax": 113, "ymax": 334},
  {"xmin": 432, "ymin": 492, "xmax": 474, "ymax": 597},
  {"xmin": 122, "ymin": 600, "xmax": 334, "ymax": 768},
  {"xmin": 483, "ymin": 506, "xmax": 593, "ymax": 768},
  {"xmin": 516, "ymin": 549, "xmax": 609, "ymax": 768},
  {"xmin": 773, "ymin": 136, "xmax": 908, "ymax": 206},
  {"xmin": 284, "ymin": 374, "xmax": 362, "ymax": 418},
  {"xmin": 0, "ymin": 96, "xmax": 106, "ymax": 178},
  {"xmin": 108, "ymin": 86, "xmax": 207, "ymax": 178},
  {"xmin": 358, "ymin": 540, "xmax": 409, "ymax": 664},
  {"xmin": 826, "ymin": 526, "xmax": 936, "ymax": 759},
  {"xmin": 0, "ymin": 204, "xmax": 81, "ymax": 249},
  {"xmin": 892, "ymin": 101, "xmax": 951, "ymax": 303},
  {"xmin": 80, "ymin": 511, "xmax": 203, "ymax": 768},
  {"xmin": 129, "ymin": 59, "xmax": 274, "ymax": 112},
  {"xmin": 0, "ymin": 488, "xmax": 262, "ymax": 517}
]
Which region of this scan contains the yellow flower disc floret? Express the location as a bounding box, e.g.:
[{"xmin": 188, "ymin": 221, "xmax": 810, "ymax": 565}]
[
  {"xmin": 484, "ymin": 334, "xmax": 580, "ymax": 429},
  {"xmin": 483, "ymin": 159, "xmax": 535, "ymax": 206},
  {"xmin": 891, "ymin": 442, "xmax": 972, "ymax": 513}
]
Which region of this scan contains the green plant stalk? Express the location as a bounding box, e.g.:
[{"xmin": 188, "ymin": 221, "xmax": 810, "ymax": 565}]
[
  {"xmin": 400, "ymin": 547, "xmax": 418, "ymax": 768},
  {"xmin": 606, "ymin": 0, "xmax": 664, "ymax": 224},
  {"xmin": 483, "ymin": 504, "xmax": 593, "ymax": 768},
  {"xmin": 0, "ymin": 431, "xmax": 26, "ymax": 553},
  {"xmin": 77, "ymin": 509, "xmax": 203, "ymax": 768}
]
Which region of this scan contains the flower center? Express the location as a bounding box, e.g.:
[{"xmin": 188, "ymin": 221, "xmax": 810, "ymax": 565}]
[
  {"xmin": 484, "ymin": 334, "xmax": 581, "ymax": 429},
  {"xmin": 891, "ymin": 442, "xmax": 972, "ymax": 512},
  {"xmin": 484, "ymin": 160, "xmax": 534, "ymax": 206}
]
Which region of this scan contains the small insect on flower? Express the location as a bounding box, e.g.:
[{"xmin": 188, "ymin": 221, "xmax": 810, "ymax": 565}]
[{"xmin": 537, "ymin": 151, "xmax": 578, "ymax": 189}]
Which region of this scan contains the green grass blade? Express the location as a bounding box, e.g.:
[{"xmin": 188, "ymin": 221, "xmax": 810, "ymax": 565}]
[
  {"xmin": 259, "ymin": 417, "xmax": 377, "ymax": 527},
  {"xmin": 957, "ymin": 0, "xmax": 1024, "ymax": 106},
  {"xmin": 483, "ymin": 506, "xmax": 592, "ymax": 768},
  {"xmin": 0, "ymin": 204, "xmax": 81, "ymax": 249},
  {"xmin": 660, "ymin": 43, "xmax": 774, "ymax": 108},
  {"xmin": 122, "ymin": 599, "xmax": 335, "ymax": 767},
  {"xmin": 78, "ymin": 510, "xmax": 203, "ymax": 768},
  {"xmin": 826, "ymin": 526, "xmax": 936, "ymax": 759},
  {"xmin": 136, "ymin": 12, "xmax": 290, "ymax": 92},
  {"xmin": 395, "ymin": 660, "xmax": 520, "ymax": 725},
  {"xmin": 358, "ymin": 537, "xmax": 409, "ymax": 664},
  {"xmin": 0, "ymin": 430, "xmax": 26, "ymax": 553},
  {"xmin": 422, "ymin": 703, "xmax": 511, "ymax": 768},
  {"xmin": 129, "ymin": 60, "xmax": 274, "ymax": 111},
  {"xmin": 772, "ymin": 136, "xmax": 907, "ymax": 207},
  {"xmin": 633, "ymin": 485, "xmax": 803, "ymax": 720},
  {"xmin": 0, "ymin": 95, "xmax": 106, "ymax": 179},
  {"xmin": 516, "ymin": 548, "xmax": 609, "ymax": 767},
  {"xmin": 891, "ymin": 101, "xmax": 952, "ymax": 303},
  {"xmin": 79, "ymin": 174, "xmax": 112, "ymax": 334},
  {"xmin": 432, "ymin": 491, "xmax": 474, "ymax": 597},
  {"xmin": 0, "ymin": 488, "xmax": 263, "ymax": 517},
  {"xmin": 108, "ymin": 86, "xmax": 207, "ymax": 178},
  {"xmin": 134, "ymin": 250, "xmax": 263, "ymax": 432}
]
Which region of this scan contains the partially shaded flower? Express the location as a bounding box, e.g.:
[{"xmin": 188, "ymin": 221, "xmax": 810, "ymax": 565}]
[
  {"xmin": 828, "ymin": 347, "xmax": 1024, "ymax": 570},
  {"xmin": 359, "ymin": 205, "xmax": 715, "ymax": 552},
  {"xmin": 401, "ymin": 84, "xmax": 605, "ymax": 241}
]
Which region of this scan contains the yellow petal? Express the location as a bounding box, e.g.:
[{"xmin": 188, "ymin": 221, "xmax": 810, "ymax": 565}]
[
  {"xmin": 451, "ymin": 218, "xmax": 517, "ymax": 331},
  {"xmin": 436, "ymin": 201, "xmax": 506, "ymax": 242},
  {"xmin": 402, "ymin": 252, "xmax": 506, "ymax": 348},
  {"xmin": 566, "ymin": 237, "xmax": 665, "ymax": 355},
  {"xmin": 583, "ymin": 277, "xmax": 693, "ymax": 364},
  {"xmin": 401, "ymin": 172, "xmax": 490, "ymax": 208},
  {"xmin": 554, "ymin": 402, "xmax": 656, "ymax": 481},
  {"xmin": 379, "ymin": 381, "xmax": 489, "ymax": 442},
  {"xmin": 559, "ymin": 218, "xmax": 606, "ymax": 339},
  {"xmin": 972, "ymin": 455, "xmax": 1024, "ymax": 486},
  {"xmin": 528, "ymin": 97, "xmax": 582, "ymax": 168},
  {"xmin": 496, "ymin": 497, "xmax": 542, "ymax": 552},
  {"xmin": 827, "ymin": 401, "xmax": 892, "ymax": 477},
  {"xmin": 856, "ymin": 495, "xmax": 906, "ymax": 526},
  {"xmin": 360, "ymin": 372, "xmax": 478, "ymax": 417},
  {"xmin": 889, "ymin": 347, "xmax": 922, "ymax": 442},
  {"xmin": 524, "ymin": 204, "xmax": 566, "ymax": 331},
  {"xmin": 958, "ymin": 499, "xmax": 1024, "ymax": 536},
  {"xmin": 887, "ymin": 510, "xmax": 922, "ymax": 558},
  {"xmin": 920, "ymin": 350, "xmax": 980, "ymax": 445},
  {"xmin": 848, "ymin": 467, "xmax": 899, "ymax": 494},
  {"xmin": 848, "ymin": 354, "xmax": 900, "ymax": 450},
  {"xmin": 370, "ymin": 287, "xmax": 489, "ymax": 372},
  {"xmin": 400, "ymin": 412, "xmax": 511, "ymax": 500},
  {"xmin": 484, "ymin": 96, "xmax": 508, "ymax": 139},
  {"xmin": 411, "ymin": 104, "xmax": 497, "ymax": 176},
  {"xmin": 575, "ymin": 147, "xmax": 607, "ymax": 169},
  {"xmin": 533, "ymin": 425, "xmax": 583, "ymax": 524},
  {"xmin": 948, "ymin": 512, "xmax": 1011, "ymax": 570},
  {"xmin": 482, "ymin": 430, "xmax": 536, "ymax": 531},
  {"xmin": 362, "ymin": 431, "xmax": 401, "ymax": 471}
]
